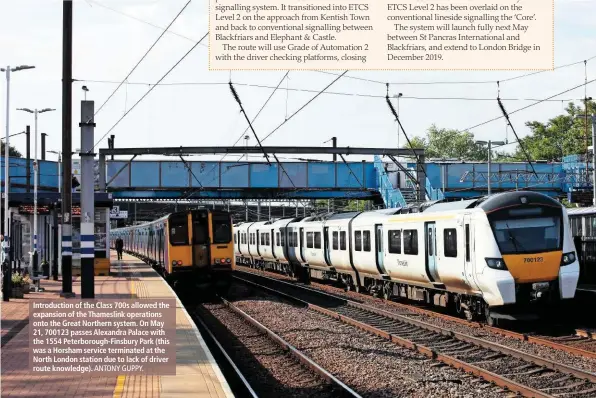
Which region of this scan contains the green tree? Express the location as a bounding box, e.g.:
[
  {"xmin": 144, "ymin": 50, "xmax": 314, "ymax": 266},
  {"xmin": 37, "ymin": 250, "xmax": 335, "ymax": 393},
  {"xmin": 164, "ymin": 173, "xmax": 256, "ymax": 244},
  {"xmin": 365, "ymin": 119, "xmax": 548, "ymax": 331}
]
[
  {"xmin": 0, "ymin": 142, "xmax": 22, "ymax": 158},
  {"xmin": 511, "ymin": 100, "xmax": 596, "ymax": 162},
  {"xmin": 401, "ymin": 125, "xmax": 487, "ymax": 161}
]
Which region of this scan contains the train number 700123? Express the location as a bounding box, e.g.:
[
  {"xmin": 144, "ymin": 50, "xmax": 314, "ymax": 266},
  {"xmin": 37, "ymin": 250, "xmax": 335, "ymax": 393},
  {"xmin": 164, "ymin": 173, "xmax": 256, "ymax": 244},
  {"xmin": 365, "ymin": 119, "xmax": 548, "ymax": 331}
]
[{"xmin": 523, "ymin": 257, "xmax": 544, "ymax": 263}]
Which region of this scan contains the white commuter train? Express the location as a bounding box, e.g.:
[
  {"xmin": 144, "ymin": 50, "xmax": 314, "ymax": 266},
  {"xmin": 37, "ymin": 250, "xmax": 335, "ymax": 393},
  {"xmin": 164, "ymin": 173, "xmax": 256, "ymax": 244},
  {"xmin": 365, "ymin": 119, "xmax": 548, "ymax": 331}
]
[{"xmin": 233, "ymin": 191, "xmax": 580, "ymax": 324}]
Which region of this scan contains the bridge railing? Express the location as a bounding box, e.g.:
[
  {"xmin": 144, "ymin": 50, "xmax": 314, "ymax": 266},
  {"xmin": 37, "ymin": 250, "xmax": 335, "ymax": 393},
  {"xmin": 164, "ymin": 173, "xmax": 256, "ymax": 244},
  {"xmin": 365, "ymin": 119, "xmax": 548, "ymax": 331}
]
[{"xmin": 373, "ymin": 156, "xmax": 406, "ymax": 208}]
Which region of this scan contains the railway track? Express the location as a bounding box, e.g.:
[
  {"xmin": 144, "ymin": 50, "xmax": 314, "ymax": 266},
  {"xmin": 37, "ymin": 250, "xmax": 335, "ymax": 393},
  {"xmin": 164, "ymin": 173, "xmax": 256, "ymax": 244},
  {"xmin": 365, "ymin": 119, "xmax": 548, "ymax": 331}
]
[
  {"xmin": 179, "ymin": 285, "xmax": 360, "ymax": 398},
  {"xmin": 234, "ymin": 270, "xmax": 596, "ymax": 398},
  {"xmin": 238, "ymin": 265, "xmax": 596, "ymax": 360}
]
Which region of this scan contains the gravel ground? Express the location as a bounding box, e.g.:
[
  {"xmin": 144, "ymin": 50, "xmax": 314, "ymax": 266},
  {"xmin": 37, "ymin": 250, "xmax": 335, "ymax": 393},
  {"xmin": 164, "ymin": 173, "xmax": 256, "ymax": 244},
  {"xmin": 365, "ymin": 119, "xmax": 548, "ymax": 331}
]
[
  {"xmin": 227, "ymin": 284, "xmax": 510, "ymax": 398},
  {"xmin": 237, "ymin": 266, "xmax": 596, "ymax": 374},
  {"xmin": 198, "ymin": 290, "xmax": 342, "ymax": 397}
]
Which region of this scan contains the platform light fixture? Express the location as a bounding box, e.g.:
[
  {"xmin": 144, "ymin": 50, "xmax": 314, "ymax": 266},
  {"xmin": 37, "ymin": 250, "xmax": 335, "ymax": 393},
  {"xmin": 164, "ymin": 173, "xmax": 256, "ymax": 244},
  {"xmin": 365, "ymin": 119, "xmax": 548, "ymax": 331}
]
[
  {"xmin": 1, "ymin": 65, "xmax": 35, "ymax": 280},
  {"xmin": 17, "ymin": 107, "xmax": 56, "ymax": 275}
]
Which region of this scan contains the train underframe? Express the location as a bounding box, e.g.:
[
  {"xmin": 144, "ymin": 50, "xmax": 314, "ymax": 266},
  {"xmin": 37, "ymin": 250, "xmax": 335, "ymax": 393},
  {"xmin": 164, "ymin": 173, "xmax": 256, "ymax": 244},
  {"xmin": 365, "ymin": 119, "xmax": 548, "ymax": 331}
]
[
  {"xmin": 124, "ymin": 249, "xmax": 233, "ymax": 294},
  {"xmin": 235, "ymin": 255, "xmax": 567, "ymax": 326}
]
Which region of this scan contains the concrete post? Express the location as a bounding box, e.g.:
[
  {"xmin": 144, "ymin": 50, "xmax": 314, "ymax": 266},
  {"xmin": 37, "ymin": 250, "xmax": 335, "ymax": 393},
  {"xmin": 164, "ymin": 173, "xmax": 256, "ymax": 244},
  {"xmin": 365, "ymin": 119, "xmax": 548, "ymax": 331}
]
[{"xmin": 79, "ymin": 100, "xmax": 95, "ymax": 298}]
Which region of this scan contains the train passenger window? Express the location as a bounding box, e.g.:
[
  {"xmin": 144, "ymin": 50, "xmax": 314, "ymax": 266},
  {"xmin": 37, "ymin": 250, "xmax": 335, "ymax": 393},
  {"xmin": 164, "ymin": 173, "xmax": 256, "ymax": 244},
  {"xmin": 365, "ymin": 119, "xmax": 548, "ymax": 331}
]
[
  {"xmin": 332, "ymin": 231, "xmax": 338, "ymax": 250},
  {"xmin": 288, "ymin": 232, "xmax": 294, "ymax": 247},
  {"xmin": 355, "ymin": 231, "xmax": 362, "ymax": 251},
  {"xmin": 444, "ymin": 229, "xmax": 457, "ymax": 257},
  {"xmin": 403, "ymin": 230, "xmax": 418, "ymax": 255},
  {"xmin": 363, "ymin": 231, "xmax": 371, "ymax": 252},
  {"xmin": 314, "ymin": 232, "xmax": 321, "ymax": 249},
  {"xmin": 465, "ymin": 225, "xmax": 470, "ymax": 261},
  {"xmin": 276, "ymin": 232, "xmax": 280, "ymax": 246},
  {"xmin": 266, "ymin": 233, "xmax": 270, "ymax": 246},
  {"xmin": 307, "ymin": 232, "xmax": 314, "ymax": 248},
  {"xmin": 388, "ymin": 230, "xmax": 401, "ymax": 254},
  {"xmin": 233, "ymin": 234, "xmax": 237, "ymax": 244},
  {"xmin": 280, "ymin": 232, "xmax": 285, "ymax": 246},
  {"xmin": 340, "ymin": 231, "xmax": 346, "ymax": 250},
  {"xmin": 293, "ymin": 232, "xmax": 298, "ymax": 247},
  {"xmin": 168, "ymin": 213, "xmax": 189, "ymax": 246}
]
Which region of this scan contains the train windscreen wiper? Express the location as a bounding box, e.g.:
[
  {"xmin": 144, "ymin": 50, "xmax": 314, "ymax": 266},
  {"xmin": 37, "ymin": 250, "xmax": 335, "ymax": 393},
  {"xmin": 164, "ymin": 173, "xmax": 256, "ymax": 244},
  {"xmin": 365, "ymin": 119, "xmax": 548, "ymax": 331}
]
[{"xmin": 505, "ymin": 222, "xmax": 527, "ymax": 252}]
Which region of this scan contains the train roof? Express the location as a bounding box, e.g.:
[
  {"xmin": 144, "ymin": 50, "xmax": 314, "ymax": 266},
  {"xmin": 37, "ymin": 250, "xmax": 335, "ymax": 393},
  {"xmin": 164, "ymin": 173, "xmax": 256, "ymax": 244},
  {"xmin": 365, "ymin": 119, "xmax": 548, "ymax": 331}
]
[
  {"xmin": 474, "ymin": 190, "xmax": 562, "ymax": 213},
  {"xmin": 422, "ymin": 199, "xmax": 478, "ymax": 213}
]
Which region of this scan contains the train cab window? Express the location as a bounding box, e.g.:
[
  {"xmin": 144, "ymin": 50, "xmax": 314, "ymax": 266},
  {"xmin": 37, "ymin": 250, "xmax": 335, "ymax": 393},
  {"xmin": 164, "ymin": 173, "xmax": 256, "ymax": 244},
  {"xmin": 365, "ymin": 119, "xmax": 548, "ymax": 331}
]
[
  {"xmin": 314, "ymin": 232, "xmax": 321, "ymax": 249},
  {"xmin": 211, "ymin": 212, "xmax": 232, "ymax": 244},
  {"xmin": 388, "ymin": 230, "xmax": 401, "ymax": 254},
  {"xmin": 363, "ymin": 231, "xmax": 371, "ymax": 252},
  {"xmin": 355, "ymin": 231, "xmax": 362, "ymax": 251},
  {"xmin": 340, "ymin": 231, "xmax": 346, "ymax": 250},
  {"xmin": 169, "ymin": 213, "xmax": 189, "ymax": 246},
  {"xmin": 403, "ymin": 229, "xmax": 418, "ymax": 255},
  {"xmin": 332, "ymin": 231, "xmax": 339, "ymax": 250},
  {"xmin": 306, "ymin": 232, "xmax": 314, "ymax": 248},
  {"xmin": 444, "ymin": 229, "xmax": 457, "ymax": 257}
]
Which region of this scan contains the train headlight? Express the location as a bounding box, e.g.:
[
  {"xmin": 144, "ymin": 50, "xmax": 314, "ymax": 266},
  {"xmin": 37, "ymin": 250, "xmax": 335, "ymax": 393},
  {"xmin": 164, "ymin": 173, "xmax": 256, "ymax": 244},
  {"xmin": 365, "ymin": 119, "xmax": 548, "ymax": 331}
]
[
  {"xmin": 172, "ymin": 260, "xmax": 177, "ymax": 266},
  {"xmin": 226, "ymin": 258, "xmax": 231, "ymax": 263},
  {"xmin": 561, "ymin": 252, "xmax": 576, "ymax": 266},
  {"xmin": 485, "ymin": 258, "xmax": 507, "ymax": 270}
]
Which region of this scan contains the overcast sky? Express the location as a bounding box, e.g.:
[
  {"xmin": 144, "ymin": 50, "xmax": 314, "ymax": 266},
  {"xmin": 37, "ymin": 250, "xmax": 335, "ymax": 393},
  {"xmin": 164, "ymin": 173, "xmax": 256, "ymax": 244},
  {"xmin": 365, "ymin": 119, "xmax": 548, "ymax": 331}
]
[{"xmin": 1, "ymin": 0, "xmax": 595, "ymax": 163}]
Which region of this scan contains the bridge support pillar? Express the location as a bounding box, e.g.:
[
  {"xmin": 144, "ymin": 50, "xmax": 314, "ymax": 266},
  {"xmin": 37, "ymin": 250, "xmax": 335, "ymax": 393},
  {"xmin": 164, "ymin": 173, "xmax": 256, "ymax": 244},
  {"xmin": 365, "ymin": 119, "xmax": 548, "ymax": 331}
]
[{"xmin": 416, "ymin": 154, "xmax": 426, "ymax": 202}]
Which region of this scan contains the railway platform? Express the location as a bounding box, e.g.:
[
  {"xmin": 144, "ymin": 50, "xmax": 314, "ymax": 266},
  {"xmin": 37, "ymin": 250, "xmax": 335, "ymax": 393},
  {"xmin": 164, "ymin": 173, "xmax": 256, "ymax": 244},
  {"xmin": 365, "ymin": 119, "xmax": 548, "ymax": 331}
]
[{"xmin": 1, "ymin": 252, "xmax": 234, "ymax": 398}]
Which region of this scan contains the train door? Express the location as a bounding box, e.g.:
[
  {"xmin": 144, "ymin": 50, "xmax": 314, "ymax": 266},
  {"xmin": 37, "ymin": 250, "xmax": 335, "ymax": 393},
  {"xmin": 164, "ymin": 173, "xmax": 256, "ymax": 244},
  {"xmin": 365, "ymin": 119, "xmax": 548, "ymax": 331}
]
[
  {"xmin": 191, "ymin": 211, "xmax": 210, "ymax": 268},
  {"xmin": 463, "ymin": 214, "xmax": 480, "ymax": 291},
  {"xmin": 299, "ymin": 227, "xmax": 306, "ymax": 263},
  {"xmin": 323, "ymin": 227, "xmax": 331, "ymax": 266},
  {"xmin": 375, "ymin": 224, "xmax": 388, "ymax": 275},
  {"xmin": 271, "ymin": 228, "xmax": 277, "ymax": 258},
  {"xmin": 425, "ymin": 222, "xmax": 440, "ymax": 282}
]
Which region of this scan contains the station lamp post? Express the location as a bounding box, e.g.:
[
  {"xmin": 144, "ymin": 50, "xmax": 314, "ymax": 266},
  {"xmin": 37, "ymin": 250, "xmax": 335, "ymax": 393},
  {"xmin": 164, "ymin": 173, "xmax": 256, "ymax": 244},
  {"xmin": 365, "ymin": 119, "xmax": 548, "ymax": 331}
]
[
  {"xmin": 475, "ymin": 140, "xmax": 505, "ymax": 196},
  {"xmin": 17, "ymin": 107, "xmax": 55, "ymax": 274},
  {"xmin": 1, "ymin": 65, "xmax": 35, "ymax": 290}
]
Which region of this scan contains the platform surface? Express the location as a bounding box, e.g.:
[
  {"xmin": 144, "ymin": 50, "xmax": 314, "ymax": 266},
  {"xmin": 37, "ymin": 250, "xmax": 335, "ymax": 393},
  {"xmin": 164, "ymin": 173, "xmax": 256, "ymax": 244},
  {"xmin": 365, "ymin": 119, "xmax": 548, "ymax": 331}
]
[{"xmin": 1, "ymin": 252, "xmax": 234, "ymax": 398}]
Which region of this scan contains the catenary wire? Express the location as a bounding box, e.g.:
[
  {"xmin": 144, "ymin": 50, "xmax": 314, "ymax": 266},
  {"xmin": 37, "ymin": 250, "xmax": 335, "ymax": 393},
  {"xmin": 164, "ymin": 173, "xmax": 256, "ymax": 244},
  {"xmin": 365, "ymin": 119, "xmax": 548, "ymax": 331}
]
[
  {"xmin": 91, "ymin": 32, "xmax": 208, "ymax": 152},
  {"xmin": 93, "ymin": 0, "xmax": 192, "ymax": 117}
]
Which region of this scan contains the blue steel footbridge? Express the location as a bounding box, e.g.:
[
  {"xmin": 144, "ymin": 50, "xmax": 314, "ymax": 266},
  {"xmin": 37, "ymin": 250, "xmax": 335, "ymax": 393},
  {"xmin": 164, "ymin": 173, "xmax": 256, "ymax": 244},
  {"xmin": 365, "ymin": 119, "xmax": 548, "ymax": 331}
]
[{"xmin": 1, "ymin": 146, "xmax": 592, "ymax": 208}]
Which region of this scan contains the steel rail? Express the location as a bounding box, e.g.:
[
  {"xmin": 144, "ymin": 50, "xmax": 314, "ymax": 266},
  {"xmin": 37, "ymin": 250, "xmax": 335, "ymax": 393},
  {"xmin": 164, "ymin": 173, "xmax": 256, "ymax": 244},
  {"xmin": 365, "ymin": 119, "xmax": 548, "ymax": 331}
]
[
  {"xmin": 190, "ymin": 307, "xmax": 259, "ymax": 398},
  {"xmin": 239, "ymin": 265, "xmax": 596, "ymax": 360},
  {"xmin": 233, "ymin": 275, "xmax": 551, "ymax": 398},
  {"xmin": 234, "ymin": 272, "xmax": 596, "ymax": 396},
  {"xmin": 219, "ymin": 296, "xmax": 363, "ymax": 398}
]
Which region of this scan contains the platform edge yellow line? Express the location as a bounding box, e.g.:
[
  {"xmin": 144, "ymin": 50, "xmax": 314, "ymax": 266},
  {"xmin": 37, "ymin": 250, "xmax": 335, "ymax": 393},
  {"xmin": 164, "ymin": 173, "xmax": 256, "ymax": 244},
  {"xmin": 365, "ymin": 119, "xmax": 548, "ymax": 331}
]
[{"xmin": 113, "ymin": 261, "xmax": 136, "ymax": 398}]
